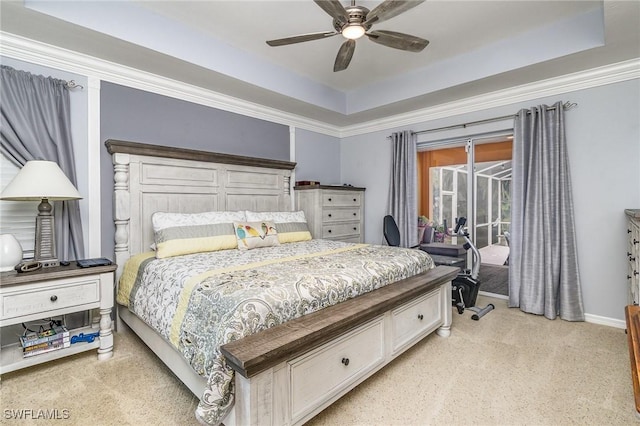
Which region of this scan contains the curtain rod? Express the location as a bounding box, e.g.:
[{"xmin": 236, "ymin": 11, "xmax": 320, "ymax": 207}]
[
  {"xmin": 411, "ymin": 101, "xmax": 577, "ymax": 136},
  {"xmin": 65, "ymin": 80, "xmax": 84, "ymax": 90}
]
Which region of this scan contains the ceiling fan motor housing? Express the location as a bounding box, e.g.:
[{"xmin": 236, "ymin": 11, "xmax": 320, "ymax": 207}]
[{"xmin": 333, "ymin": 5, "xmax": 372, "ymax": 33}]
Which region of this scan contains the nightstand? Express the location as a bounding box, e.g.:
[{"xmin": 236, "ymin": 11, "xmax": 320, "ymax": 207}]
[{"xmin": 0, "ymin": 262, "xmax": 116, "ymax": 375}]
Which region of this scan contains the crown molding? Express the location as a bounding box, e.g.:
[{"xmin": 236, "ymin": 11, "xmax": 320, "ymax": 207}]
[
  {"xmin": 2, "ymin": 31, "xmax": 638, "ymax": 140},
  {"xmin": 339, "ymin": 58, "xmax": 640, "ymax": 138},
  {"xmin": 0, "ymin": 32, "xmax": 342, "ymax": 137}
]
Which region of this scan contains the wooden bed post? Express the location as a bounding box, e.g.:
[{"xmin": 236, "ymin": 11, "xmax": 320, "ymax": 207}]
[{"xmin": 112, "ymin": 152, "xmax": 130, "ymax": 283}]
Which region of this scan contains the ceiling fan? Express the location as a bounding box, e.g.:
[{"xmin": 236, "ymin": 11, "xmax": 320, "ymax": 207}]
[{"xmin": 266, "ymin": 0, "xmax": 429, "ymax": 72}]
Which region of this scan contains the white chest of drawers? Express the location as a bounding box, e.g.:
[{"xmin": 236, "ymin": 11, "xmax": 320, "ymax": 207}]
[
  {"xmin": 295, "ymin": 185, "xmax": 365, "ymax": 243},
  {"xmin": 627, "ymin": 209, "xmax": 640, "ymax": 305},
  {"xmin": 0, "ymin": 262, "xmax": 115, "ymax": 374}
]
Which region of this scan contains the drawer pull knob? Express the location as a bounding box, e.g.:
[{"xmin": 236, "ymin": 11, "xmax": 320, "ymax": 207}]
[
  {"xmin": 418, "ymin": 314, "xmax": 424, "ymax": 320},
  {"xmin": 629, "ymin": 275, "xmax": 633, "ymax": 280},
  {"xmin": 353, "ymin": 227, "xmax": 357, "ymax": 231},
  {"xmin": 328, "ymin": 214, "xmax": 332, "ymax": 217},
  {"xmin": 353, "ymin": 213, "xmax": 356, "ymax": 216},
  {"xmin": 635, "ymin": 271, "xmax": 639, "ymax": 277},
  {"xmin": 353, "ymin": 198, "xmax": 356, "ymax": 202},
  {"xmin": 341, "ymin": 357, "xmax": 350, "ymax": 366},
  {"xmin": 328, "ymin": 229, "xmax": 332, "ymax": 233},
  {"xmin": 629, "ymin": 229, "xmax": 633, "ymax": 234},
  {"xmin": 50, "ymin": 295, "xmax": 58, "ymax": 302},
  {"xmin": 328, "ymin": 198, "xmax": 332, "ymax": 202},
  {"xmin": 635, "ymin": 239, "xmax": 639, "ymax": 245},
  {"xmin": 632, "ymin": 257, "xmax": 637, "ymax": 262}
]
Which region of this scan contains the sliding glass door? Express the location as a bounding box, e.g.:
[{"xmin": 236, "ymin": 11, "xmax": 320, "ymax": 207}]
[{"xmin": 417, "ymin": 135, "xmax": 512, "ymax": 264}]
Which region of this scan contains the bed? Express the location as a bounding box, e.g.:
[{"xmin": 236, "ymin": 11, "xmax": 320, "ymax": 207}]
[{"xmin": 106, "ymin": 140, "xmax": 458, "ymax": 426}]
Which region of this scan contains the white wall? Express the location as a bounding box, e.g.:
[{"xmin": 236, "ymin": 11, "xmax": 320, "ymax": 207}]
[{"xmin": 341, "ymin": 79, "xmax": 640, "ymax": 322}]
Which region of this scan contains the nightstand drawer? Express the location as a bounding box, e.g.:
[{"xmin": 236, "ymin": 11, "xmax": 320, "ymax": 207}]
[
  {"xmin": 1, "ymin": 278, "xmax": 100, "ymax": 320},
  {"xmin": 322, "ymin": 208, "xmax": 360, "ymax": 223},
  {"xmin": 323, "ymin": 192, "xmax": 361, "ymax": 207},
  {"xmin": 322, "ymin": 222, "xmax": 360, "ymax": 238}
]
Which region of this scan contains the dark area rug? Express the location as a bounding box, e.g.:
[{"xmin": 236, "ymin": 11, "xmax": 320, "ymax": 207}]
[{"xmin": 478, "ymin": 264, "xmax": 509, "ymax": 296}]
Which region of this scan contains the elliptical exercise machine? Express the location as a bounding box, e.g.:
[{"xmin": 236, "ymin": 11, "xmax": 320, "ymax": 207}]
[{"xmin": 451, "ymin": 217, "xmax": 494, "ymax": 320}]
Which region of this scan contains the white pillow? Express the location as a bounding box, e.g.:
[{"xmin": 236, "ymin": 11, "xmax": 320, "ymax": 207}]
[
  {"xmin": 151, "ymin": 211, "xmax": 247, "ymax": 258},
  {"xmin": 245, "ymin": 210, "xmax": 306, "ymax": 223},
  {"xmin": 152, "ymin": 211, "xmax": 246, "ymax": 232}
]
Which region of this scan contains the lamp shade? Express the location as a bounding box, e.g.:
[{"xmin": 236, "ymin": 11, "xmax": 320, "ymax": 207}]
[{"xmin": 0, "ymin": 160, "xmax": 81, "ymax": 201}]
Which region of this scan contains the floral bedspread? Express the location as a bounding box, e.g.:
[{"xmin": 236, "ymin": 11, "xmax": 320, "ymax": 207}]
[{"xmin": 117, "ymin": 240, "xmax": 434, "ymax": 425}]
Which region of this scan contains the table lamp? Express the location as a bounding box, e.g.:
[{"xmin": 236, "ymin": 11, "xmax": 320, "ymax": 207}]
[{"xmin": 0, "ymin": 160, "xmax": 82, "ymax": 268}]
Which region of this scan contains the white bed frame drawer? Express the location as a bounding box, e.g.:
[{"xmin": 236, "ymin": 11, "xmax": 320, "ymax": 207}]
[
  {"xmin": 391, "ymin": 288, "xmax": 442, "ymax": 354},
  {"xmin": 1, "ymin": 277, "xmax": 100, "ymax": 321},
  {"xmin": 289, "ymin": 317, "xmax": 385, "ymax": 423}
]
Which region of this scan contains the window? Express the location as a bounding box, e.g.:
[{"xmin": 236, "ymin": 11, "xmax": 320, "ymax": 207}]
[{"xmin": 0, "ymin": 155, "xmax": 37, "ymax": 258}]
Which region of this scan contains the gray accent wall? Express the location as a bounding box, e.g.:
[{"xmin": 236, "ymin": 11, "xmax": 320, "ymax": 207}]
[
  {"xmin": 100, "ymin": 82, "xmax": 289, "ymax": 257},
  {"xmin": 341, "ymin": 78, "xmax": 640, "ymax": 322},
  {"xmin": 294, "ymin": 128, "xmax": 341, "ymax": 185}
]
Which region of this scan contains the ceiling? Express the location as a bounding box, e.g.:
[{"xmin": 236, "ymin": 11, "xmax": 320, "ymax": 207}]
[{"xmin": 1, "ymin": 1, "xmax": 639, "ymax": 128}]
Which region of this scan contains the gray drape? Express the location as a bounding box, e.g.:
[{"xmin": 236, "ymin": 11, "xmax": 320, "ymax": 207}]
[
  {"xmin": 0, "ymin": 65, "xmax": 85, "ymax": 260},
  {"xmin": 387, "ymin": 130, "xmax": 418, "ymax": 248},
  {"xmin": 509, "ymin": 101, "xmax": 584, "ymax": 321}
]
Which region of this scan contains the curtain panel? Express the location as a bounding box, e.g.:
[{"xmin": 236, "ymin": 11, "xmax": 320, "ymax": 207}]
[
  {"xmin": 388, "ymin": 130, "xmax": 418, "ymax": 248},
  {"xmin": 509, "ymin": 101, "xmax": 584, "ymax": 321},
  {"xmin": 0, "ymin": 65, "xmax": 85, "ymax": 260}
]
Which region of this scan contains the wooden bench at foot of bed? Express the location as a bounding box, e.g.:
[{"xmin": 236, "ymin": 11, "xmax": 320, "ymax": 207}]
[
  {"xmin": 625, "ymin": 305, "xmax": 640, "ymax": 417},
  {"xmin": 221, "ymin": 265, "xmax": 458, "ymax": 426}
]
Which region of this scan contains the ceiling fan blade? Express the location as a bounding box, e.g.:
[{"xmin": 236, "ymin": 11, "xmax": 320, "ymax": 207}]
[
  {"xmin": 364, "ymin": 0, "xmax": 426, "ymax": 25},
  {"xmin": 334, "ymin": 39, "xmax": 356, "ymax": 72},
  {"xmin": 266, "ymin": 31, "xmax": 338, "ymax": 47},
  {"xmin": 366, "ymin": 30, "xmax": 429, "ymax": 52},
  {"xmin": 314, "ymin": 0, "xmax": 349, "ymax": 26}
]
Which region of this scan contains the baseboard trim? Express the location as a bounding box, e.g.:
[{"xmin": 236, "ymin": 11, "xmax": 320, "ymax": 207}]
[{"xmin": 584, "ymin": 313, "xmax": 626, "ymax": 329}]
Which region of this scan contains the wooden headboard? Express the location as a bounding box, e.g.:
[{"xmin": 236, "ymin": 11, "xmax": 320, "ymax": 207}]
[{"xmin": 106, "ymin": 140, "xmax": 296, "ymax": 279}]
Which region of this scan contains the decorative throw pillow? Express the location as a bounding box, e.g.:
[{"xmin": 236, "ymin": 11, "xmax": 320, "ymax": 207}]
[
  {"xmin": 234, "ymin": 221, "xmax": 280, "ymax": 250},
  {"xmin": 245, "ymin": 210, "xmax": 312, "ymax": 243},
  {"xmin": 152, "ymin": 211, "xmax": 246, "ymax": 258}
]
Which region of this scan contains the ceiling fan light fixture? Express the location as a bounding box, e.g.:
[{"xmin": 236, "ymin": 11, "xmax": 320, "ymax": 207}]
[{"xmin": 341, "ymin": 24, "xmax": 366, "ymax": 40}]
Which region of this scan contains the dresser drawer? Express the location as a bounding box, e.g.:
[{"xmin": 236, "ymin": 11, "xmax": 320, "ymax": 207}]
[
  {"xmin": 289, "ymin": 318, "xmax": 385, "ymax": 422},
  {"xmin": 323, "ymin": 192, "xmax": 362, "ymax": 207},
  {"xmin": 1, "ymin": 278, "xmax": 100, "ymax": 321},
  {"xmin": 322, "ymin": 222, "xmax": 360, "ymax": 238},
  {"xmin": 391, "ymin": 288, "xmax": 442, "ymax": 354},
  {"xmin": 322, "ymin": 208, "xmax": 360, "ymax": 223}
]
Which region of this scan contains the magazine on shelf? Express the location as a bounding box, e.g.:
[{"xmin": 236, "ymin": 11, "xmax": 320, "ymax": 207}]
[
  {"xmin": 20, "ymin": 325, "xmax": 70, "ymax": 348},
  {"xmin": 23, "ymin": 339, "xmax": 71, "ymax": 358},
  {"xmin": 23, "ymin": 336, "xmax": 71, "ymax": 353}
]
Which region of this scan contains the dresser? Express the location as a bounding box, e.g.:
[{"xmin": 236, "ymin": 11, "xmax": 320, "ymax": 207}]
[
  {"xmin": 295, "ymin": 185, "xmax": 365, "ymax": 243},
  {"xmin": 0, "ymin": 262, "xmax": 115, "ymax": 374},
  {"xmin": 627, "ymin": 209, "xmax": 640, "ymax": 305}
]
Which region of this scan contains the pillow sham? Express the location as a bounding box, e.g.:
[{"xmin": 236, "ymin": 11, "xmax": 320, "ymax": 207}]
[
  {"xmin": 152, "ymin": 211, "xmax": 246, "ymax": 258},
  {"xmin": 244, "ymin": 210, "xmax": 312, "ymax": 243},
  {"xmin": 234, "ymin": 221, "xmax": 280, "ymax": 250}
]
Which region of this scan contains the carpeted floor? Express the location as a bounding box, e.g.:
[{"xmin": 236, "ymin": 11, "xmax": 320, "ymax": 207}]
[
  {"xmin": 478, "ymin": 263, "xmax": 509, "ymax": 296},
  {"xmin": 1, "ymin": 296, "xmax": 634, "ymax": 425}
]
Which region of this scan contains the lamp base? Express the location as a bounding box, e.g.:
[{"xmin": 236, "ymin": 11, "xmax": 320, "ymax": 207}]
[{"xmin": 35, "ymin": 202, "xmax": 58, "ymax": 268}]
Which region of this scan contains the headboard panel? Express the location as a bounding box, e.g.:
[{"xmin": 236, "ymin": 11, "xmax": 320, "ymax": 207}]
[{"xmin": 106, "ymin": 140, "xmax": 296, "ymax": 279}]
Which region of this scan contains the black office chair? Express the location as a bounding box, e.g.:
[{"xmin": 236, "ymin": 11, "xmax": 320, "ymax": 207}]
[{"xmin": 383, "ymin": 215, "xmax": 401, "ymax": 247}]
